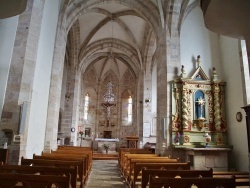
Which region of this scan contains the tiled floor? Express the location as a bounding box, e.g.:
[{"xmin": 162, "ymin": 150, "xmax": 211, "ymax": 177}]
[{"xmin": 85, "ymin": 160, "xmax": 128, "ymax": 188}]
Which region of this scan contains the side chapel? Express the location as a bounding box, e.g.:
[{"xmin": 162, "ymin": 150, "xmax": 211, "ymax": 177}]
[{"xmin": 171, "ymin": 56, "xmax": 232, "ymax": 170}]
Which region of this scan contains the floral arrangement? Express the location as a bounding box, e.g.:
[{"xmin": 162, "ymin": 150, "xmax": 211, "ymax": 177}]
[
  {"xmin": 79, "ymin": 131, "xmax": 84, "ymax": 137},
  {"xmin": 102, "ymin": 142, "xmax": 111, "ymax": 150}
]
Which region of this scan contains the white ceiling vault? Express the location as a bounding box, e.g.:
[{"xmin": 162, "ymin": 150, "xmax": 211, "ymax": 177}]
[{"xmin": 64, "ymin": 0, "xmax": 164, "ymax": 81}]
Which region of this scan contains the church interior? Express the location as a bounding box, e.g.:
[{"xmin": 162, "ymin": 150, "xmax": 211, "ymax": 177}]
[{"xmin": 0, "ymin": 0, "xmax": 250, "ymax": 186}]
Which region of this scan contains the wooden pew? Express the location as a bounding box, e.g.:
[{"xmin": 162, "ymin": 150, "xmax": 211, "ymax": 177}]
[
  {"xmin": 56, "ymin": 146, "xmax": 93, "ymax": 167},
  {"xmin": 0, "ymin": 164, "xmax": 77, "ymax": 188},
  {"xmin": 0, "ymin": 173, "xmax": 70, "ymax": 188},
  {"xmin": 121, "ymin": 154, "xmax": 157, "ymax": 175},
  {"xmin": 58, "ymin": 146, "xmax": 92, "ymax": 151},
  {"xmin": 213, "ymin": 171, "xmax": 249, "ymax": 187},
  {"xmin": 125, "ymin": 158, "xmax": 179, "ymax": 185},
  {"xmin": 33, "ymin": 153, "xmax": 89, "ymax": 182},
  {"xmin": 149, "ymin": 175, "xmax": 236, "ymax": 188},
  {"xmin": 130, "ymin": 162, "xmax": 189, "ymax": 188},
  {"xmin": 119, "ymin": 148, "xmax": 152, "ymax": 166},
  {"xmin": 21, "ymin": 157, "xmax": 84, "ymax": 188},
  {"xmin": 50, "ymin": 149, "xmax": 93, "ymax": 171},
  {"xmin": 141, "ymin": 166, "xmax": 211, "ymax": 188}
]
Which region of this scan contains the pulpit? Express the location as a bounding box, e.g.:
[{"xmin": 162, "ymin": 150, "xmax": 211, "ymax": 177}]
[{"xmin": 126, "ymin": 136, "xmax": 139, "ymax": 148}]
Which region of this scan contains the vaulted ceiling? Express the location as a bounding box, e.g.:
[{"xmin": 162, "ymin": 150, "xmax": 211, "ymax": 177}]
[
  {"xmin": 65, "ymin": 0, "xmax": 160, "ymax": 81},
  {"xmin": 2, "ymin": 0, "xmax": 249, "ymax": 81}
]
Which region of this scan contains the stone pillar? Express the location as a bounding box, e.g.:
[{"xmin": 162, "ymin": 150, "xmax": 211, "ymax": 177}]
[
  {"xmin": 68, "ymin": 67, "xmax": 81, "ymax": 145},
  {"xmin": 156, "ymin": 33, "xmax": 168, "ymax": 154},
  {"xmin": 0, "ymin": 0, "xmax": 45, "ymax": 164},
  {"xmin": 44, "ymin": 16, "xmax": 67, "ymax": 151},
  {"xmin": 155, "ymin": 1, "xmax": 182, "ymax": 156},
  {"xmin": 245, "ymin": 38, "xmax": 250, "ymax": 78}
]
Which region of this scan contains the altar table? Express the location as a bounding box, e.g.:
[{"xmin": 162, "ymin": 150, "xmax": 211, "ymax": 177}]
[{"xmin": 93, "ymin": 138, "xmax": 119, "ymax": 152}]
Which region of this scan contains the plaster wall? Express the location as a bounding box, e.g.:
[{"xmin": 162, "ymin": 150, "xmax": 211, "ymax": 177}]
[
  {"xmin": 219, "ymin": 36, "xmax": 248, "ymax": 171},
  {"xmin": 0, "ymin": 16, "xmax": 18, "ymax": 117},
  {"xmin": 180, "ymin": 6, "xmax": 221, "ymax": 78},
  {"xmin": 180, "ymin": 5, "xmax": 248, "ymax": 170},
  {"xmin": 26, "ymin": 0, "xmax": 61, "ymax": 157}
]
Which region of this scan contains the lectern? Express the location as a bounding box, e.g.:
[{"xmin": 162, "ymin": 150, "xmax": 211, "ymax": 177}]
[{"xmin": 126, "ymin": 136, "xmax": 139, "ymax": 148}]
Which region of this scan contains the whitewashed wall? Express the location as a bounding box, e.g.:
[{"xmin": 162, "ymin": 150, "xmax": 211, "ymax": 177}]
[
  {"xmin": 26, "ymin": 0, "xmax": 62, "ymax": 157},
  {"xmin": 180, "ymin": 5, "xmax": 248, "ymax": 171},
  {"xmin": 0, "ymin": 17, "xmax": 18, "ymax": 117},
  {"xmin": 220, "ymin": 36, "xmax": 248, "ymax": 171},
  {"xmin": 180, "ymin": 6, "xmax": 221, "ymax": 78}
]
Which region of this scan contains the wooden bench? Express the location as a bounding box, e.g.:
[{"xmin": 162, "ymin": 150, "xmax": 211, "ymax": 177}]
[
  {"xmin": 0, "ymin": 164, "xmax": 77, "ymax": 188},
  {"xmin": 149, "ymin": 175, "xmax": 236, "ymax": 188},
  {"xmin": 50, "ymin": 149, "xmax": 93, "ymax": 171},
  {"xmin": 0, "ymin": 173, "xmax": 70, "ymax": 188},
  {"xmin": 141, "ymin": 166, "xmax": 211, "ymax": 188},
  {"xmin": 21, "ymin": 157, "xmax": 85, "ymax": 188},
  {"xmin": 130, "ymin": 162, "xmax": 190, "ymax": 188},
  {"xmin": 121, "ymin": 154, "xmax": 157, "ymax": 175},
  {"xmin": 58, "ymin": 146, "xmax": 92, "ymax": 151},
  {"xmin": 33, "ymin": 153, "xmax": 89, "ymax": 182},
  {"xmin": 213, "ymin": 171, "xmax": 249, "ymax": 187},
  {"xmin": 125, "ymin": 158, "xmax": 179, "ymax": 185},
  {"xmin": 119, "ymin": 148, "xmax": 152, "ymax": 166}
]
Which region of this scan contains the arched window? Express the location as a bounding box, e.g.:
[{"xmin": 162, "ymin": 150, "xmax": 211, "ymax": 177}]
[
  {"xmin": 84, "ymin": 94, "xmax": 89, "ymax": 120},
  {"xmin": 128, "ymin": 96, "xmax": 132, "ymax": 122}
]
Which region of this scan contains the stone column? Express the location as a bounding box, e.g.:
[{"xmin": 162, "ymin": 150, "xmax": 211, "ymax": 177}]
[
  {"xmin": 44, "ymin": 15, "xmax": 67, "ymax": 151},
  {"xmin": 0, "ymin": 0, "xmax": 45, "ymax": 164},
  {"xmin": 155, "ymin": 1, "xmax": 182, "ymax": 156},
  {"xmin": 70, "ymin": 67, "xmax": 81, "ymax": 145}
]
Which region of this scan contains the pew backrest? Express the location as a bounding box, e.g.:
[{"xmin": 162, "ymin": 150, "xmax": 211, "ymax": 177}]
[
  {"xmin": 21, "ymin": 157, "xmax": 85, "ymax": 188},
  {"xmin": 33, "ymin": 154, "xmax": 88, "ymax": 178},
  {"xmin": 149, "ymin": 175, "xmax": 236, "ymax": 188},
  {"xmin": 141, "ymin": 167, "xmax": 211, "ymax": 188},
  {"xmin": 0, "ymin": 164, "xmax": 77, "ymax": 188},
  {"xmin": 0, "ymin": 173, "xmax": 70, "ymax": 188}
]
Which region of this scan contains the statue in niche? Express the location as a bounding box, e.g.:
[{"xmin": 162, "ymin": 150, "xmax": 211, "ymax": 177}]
[
  {"xmin": 194, "ymin": 90, "xmax": 206, "ymax": 120},
  {"xmin": 196, "ymin": 96, "xmax": 206, "ymax": 120}
]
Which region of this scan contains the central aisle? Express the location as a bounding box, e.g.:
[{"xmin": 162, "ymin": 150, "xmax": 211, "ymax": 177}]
[{"xmin": 85, "ymin": 160, "xmax": 128, "ymax": 188}]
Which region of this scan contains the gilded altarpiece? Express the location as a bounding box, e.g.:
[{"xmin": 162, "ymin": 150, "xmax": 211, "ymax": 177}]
[{"xmin": 172, "ymin": 56, "xmax": 230, "ymax": 148}]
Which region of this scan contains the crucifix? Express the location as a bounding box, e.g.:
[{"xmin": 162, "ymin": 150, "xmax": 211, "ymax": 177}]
[{"xmin": 196, "ymin": 96, "xmax": 206, "ymax": 120}]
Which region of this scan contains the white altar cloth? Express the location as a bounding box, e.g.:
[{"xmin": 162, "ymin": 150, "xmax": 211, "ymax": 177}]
[
  {"xmin": 94, "ymin": 138, "xmax": 119, "ymax": 152},
  {"xmin": 95, "ymin": 138, "xmax": 119, "ymax": 142}
]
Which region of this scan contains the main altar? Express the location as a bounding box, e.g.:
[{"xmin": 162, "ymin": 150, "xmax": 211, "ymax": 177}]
[{"xmin": 93, "ymin": 138, "xmax": 119, "ymax": 152}]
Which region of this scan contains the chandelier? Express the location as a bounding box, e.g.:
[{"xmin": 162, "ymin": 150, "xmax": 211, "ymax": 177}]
[
  {"xmin": 101, "ymin": 81, "xmax": 116, "ymax": 126},
  {"xmin": 103, "ymin": 81, "xmax": 115, "ymax": 104}
]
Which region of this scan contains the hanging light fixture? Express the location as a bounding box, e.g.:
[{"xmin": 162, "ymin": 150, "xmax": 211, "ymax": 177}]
[
  {"xmin": 65, "ymin": 83, "xmax": 71, "ymax": 102},
  {"xmin": 101, "ymin": 80, "xmax": 116, "ymax": 127}
]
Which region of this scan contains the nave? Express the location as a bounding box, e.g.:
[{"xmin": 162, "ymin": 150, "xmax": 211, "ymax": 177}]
[{"xmin": 85, "ymin": 160, "xmax": 127, "ymax": 188}]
